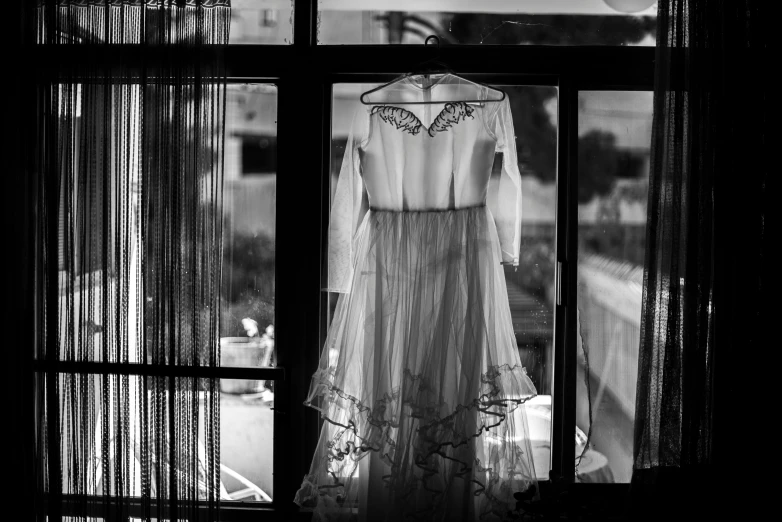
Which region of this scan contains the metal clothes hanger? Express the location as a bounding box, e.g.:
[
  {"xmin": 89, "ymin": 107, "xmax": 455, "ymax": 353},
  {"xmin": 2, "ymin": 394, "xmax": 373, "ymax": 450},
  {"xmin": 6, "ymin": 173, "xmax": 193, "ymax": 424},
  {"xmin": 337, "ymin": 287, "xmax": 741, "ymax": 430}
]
[{"xmin": 359, "ymin": 35, "xmax": 506, "ymax": 105}]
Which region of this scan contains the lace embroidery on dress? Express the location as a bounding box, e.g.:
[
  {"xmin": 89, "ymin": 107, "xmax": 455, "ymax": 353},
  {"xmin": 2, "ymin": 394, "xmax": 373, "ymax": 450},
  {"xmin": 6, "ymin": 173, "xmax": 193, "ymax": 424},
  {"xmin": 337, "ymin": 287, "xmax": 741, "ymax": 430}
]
[
  {"xmin": 370, "ymin": 102, "xmax": 475, "ymax": 137},
  {"xmin": 299, "ymin": 363, "xmax": 535, "ymax": 519},
  {"xmin": 370, "ymin": 106, "xmax": 423, "ymax": 135},
  {"xmin": 427, "ymin": 101, "xmax": 475, "ymax": 137}
]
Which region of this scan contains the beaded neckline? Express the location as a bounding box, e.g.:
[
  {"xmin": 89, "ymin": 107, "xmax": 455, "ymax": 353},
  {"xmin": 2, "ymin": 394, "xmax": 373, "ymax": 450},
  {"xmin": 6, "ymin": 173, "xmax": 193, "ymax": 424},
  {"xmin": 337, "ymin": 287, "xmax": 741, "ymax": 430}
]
[{"xmin": 370, "ymin": 102, "xmax": 475, "ymax": 137}]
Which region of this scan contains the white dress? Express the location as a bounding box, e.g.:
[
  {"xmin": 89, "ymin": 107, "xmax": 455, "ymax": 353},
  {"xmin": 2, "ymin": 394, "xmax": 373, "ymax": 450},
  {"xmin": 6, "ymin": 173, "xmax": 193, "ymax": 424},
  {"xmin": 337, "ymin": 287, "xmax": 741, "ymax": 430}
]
[{"xmin": 295, "ymin": 75, "xmax": 538, "ymax": 521}]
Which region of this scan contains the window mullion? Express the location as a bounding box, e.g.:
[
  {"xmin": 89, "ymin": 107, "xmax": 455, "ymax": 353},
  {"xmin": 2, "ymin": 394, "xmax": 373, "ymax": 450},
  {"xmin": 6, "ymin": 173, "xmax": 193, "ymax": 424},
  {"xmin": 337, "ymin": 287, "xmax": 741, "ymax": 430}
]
[
  {"xmin": 274, "ymin": 62, "xmax": 326, "ymax": 507},
  {"xmin": 551, "ymin": 74, "xmax": 579, "ymax": 484},
  {"xmin": 293, "ymin": 0, "xmax": 318, "ymax": 48}
]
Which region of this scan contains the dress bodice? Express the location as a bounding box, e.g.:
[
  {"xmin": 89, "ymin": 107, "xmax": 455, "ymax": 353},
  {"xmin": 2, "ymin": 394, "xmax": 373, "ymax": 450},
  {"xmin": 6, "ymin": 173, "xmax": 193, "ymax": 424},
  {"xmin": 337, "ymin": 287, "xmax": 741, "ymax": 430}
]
[
  {"xmin": 361, "ymin": 102, "xmax": 496, "ymax": 211},
  {"xmin": 327, "ymin": 79, "xmax": 524, "ymax": 293}
]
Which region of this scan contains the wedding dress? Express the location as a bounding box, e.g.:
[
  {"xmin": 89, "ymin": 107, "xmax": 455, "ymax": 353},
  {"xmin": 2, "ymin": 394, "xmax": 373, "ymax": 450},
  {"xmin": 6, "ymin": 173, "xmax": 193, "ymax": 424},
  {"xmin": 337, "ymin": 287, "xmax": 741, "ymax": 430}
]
[{"xmin": 295, "ymin": 74, "xmax": 538, "ymax": 521}]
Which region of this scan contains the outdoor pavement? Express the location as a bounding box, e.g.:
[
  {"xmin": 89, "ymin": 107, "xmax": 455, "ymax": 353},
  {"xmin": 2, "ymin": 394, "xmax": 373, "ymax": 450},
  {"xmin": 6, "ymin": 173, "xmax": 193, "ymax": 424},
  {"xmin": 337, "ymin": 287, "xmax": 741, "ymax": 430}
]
[{"xmin": 220, "ymin": 392, "xmax": 274, "ymax": 498}]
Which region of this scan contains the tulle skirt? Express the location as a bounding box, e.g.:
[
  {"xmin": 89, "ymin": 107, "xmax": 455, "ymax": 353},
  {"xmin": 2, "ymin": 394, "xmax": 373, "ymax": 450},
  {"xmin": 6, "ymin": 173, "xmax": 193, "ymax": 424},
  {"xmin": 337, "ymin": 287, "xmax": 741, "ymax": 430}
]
[{"xmin": 295, "ymin": 206, "xmax": 538, "ymax": 521}]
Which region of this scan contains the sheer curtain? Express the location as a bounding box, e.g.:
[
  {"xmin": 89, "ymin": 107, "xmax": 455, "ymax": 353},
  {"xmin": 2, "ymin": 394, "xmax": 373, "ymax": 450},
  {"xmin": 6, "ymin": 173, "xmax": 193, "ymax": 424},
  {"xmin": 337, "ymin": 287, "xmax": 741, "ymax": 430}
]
[
  {"xmin": 34, "ymin": 1, "xmax": 230, "ymax": 520},
  {"xmin": 631, "ymin": 1, "xmax": 767, "ymax": 519}
]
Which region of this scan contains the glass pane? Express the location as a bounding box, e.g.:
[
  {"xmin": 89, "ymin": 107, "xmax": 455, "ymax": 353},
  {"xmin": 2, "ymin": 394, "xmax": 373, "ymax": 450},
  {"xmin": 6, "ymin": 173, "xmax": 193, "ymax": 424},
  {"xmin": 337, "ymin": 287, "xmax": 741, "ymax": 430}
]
[
  {"xmin": 230, "ymin": 0, "xmax": 294, "ymax": 44},
  {"xmin": 576, "ymin": 90, "xmax": 653, "ymax": 483},
  {"xmin": 50, "ymin": 375, "xmax": 218, "ymax": 497},
  {"xmin": 52, "ymin": 80, "xmax": 225, "ymax": 368},
  {"xmin": 221, "ymin": 84, "xmax": 277, "ymax": 373},
  {"xmin": 49, "ymin": 374, "xmax": 272, "ymax": 502},
  {"xmin": 220, "ymin": 378, "xmax": 274, "ymax": 501},
  {"xmin": 329, "ymin": 83, "xmax": 557, "ymax": 481},
  {"xmin": 318, "ymin": 0, "xmax": 656, "ymax": 45},
  {"xmin": 52, "ymin": 83, "xmax": 144, "ymax": 364}
]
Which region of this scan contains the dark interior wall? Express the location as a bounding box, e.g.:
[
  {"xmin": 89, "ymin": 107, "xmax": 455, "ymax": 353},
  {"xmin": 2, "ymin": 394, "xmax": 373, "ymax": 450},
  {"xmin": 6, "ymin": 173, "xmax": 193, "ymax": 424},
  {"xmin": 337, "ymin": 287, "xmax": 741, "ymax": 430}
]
[{"xmin": 8, "ymin": 0, "xmax": 36, "ymax": 514}]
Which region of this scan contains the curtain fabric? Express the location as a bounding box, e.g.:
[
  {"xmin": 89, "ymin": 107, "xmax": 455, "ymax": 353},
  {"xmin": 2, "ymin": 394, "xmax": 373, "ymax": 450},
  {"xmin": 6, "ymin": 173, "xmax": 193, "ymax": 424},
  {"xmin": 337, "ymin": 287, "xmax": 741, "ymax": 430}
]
[
  {"xmin": 632, "ymin": 0, "xmax": 767, "ymax": 517},
  {"xmin": 34, "ymin": 1, "xmax": 230, "ymax": 520}
]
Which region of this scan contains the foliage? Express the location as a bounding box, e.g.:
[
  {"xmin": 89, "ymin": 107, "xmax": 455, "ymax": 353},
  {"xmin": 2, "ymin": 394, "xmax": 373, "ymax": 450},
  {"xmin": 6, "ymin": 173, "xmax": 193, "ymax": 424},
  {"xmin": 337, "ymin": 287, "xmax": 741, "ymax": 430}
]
[
  {"xmin": 516, "ymin": 239, "xmax": 556, "ymax": 301},
  {"xmin": 577, "ymin": 130, "xmax": 644, "ymax": 203},
  {"xmin": 509, "ymin": 87, "xmax": 559, "ymax": 184},
  {"xmin": 221, "ymin": 228, "xmax": 275, "ymax": 337},
  {"xmin": 446, "ymin": 14, "xmax": 654, "ymax": 203},
  {"xmin": 445, "ymin": 13, "xmax": 655, "ymax": 46}
]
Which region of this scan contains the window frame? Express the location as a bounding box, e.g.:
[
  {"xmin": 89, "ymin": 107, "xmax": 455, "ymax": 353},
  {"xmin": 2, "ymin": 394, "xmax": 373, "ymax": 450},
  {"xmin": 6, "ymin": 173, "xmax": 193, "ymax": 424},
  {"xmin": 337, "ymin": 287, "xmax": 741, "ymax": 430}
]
[{"xmin": 24, "ymin": 0, "xmax": 655, "ymax": 519}]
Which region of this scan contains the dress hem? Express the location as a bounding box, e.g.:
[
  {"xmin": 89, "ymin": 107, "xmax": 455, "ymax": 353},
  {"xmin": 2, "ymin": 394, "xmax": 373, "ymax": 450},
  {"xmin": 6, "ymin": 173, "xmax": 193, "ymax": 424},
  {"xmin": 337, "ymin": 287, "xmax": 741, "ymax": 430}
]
[{"xmin": 295, "ymin": 363, "xmax": 538, "ymax": 521}]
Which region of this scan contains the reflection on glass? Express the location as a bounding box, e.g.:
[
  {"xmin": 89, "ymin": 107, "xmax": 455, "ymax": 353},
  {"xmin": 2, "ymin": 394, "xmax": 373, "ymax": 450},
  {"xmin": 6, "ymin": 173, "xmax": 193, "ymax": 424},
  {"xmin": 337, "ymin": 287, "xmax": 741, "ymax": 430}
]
[
  {"xmin": 230, "ymin": 0, "xmax": 294, "ymax": 44},
  {"xmin": 330, "ymin": 83, "xmax": 558, "ymax": 480},
  {"xmin": 318, "ymin": 0, "xmax": 656, "ymax": 45},
  {"xmin": 576, "ymin": 90, "xmax": 653, "ymax": 483},
  {"xmin": 221, "ymin": 84, "xmax": 277, "ymax": 382}
]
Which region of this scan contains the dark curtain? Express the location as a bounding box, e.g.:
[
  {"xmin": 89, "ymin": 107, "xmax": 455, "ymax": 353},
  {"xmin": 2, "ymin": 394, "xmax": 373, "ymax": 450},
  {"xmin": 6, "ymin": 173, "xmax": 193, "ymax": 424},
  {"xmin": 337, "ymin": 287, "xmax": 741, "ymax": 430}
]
[
  {"xmin": 631, "ymin": 0, "xmax": 767, "ymax": 519},
  {"xmin": 33, "ymin": 1, "xmax": 230, "ymax": 520}
]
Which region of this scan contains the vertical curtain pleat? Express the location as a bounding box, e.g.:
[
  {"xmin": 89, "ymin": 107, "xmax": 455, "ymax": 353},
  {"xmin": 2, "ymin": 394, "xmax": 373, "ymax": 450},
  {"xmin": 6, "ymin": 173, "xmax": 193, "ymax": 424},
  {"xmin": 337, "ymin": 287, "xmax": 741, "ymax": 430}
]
[
  {"xmin": 631, "ymin": 0, "xmax": 767, "ymax": 518},
  {"xmin": 34, "ymin": 1, "xmax": 230, "ymax": 520}
]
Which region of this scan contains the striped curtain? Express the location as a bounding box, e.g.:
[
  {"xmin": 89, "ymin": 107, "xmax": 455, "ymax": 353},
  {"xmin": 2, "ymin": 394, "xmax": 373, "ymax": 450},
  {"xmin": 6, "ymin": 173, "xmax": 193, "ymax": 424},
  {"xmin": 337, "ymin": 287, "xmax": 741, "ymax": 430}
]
[
  {"xmin": 631, "ymin": 1, "xmax": 767, "ymax": 519},
  {"xmin": 34, "ymin": 1, "xmax": 230, "ymax": 520}
]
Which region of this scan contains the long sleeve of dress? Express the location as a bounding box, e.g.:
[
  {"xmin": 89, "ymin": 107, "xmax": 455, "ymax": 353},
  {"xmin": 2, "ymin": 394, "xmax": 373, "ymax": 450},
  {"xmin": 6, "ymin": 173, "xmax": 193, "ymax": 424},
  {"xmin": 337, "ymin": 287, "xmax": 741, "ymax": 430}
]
[
  {"xmin": 326, "ymin": 109, "xmax": 369, "ymax": 293},
  {"xmin": 492, "ymin": 97, "xmax": 523, "ymax": 266}
]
